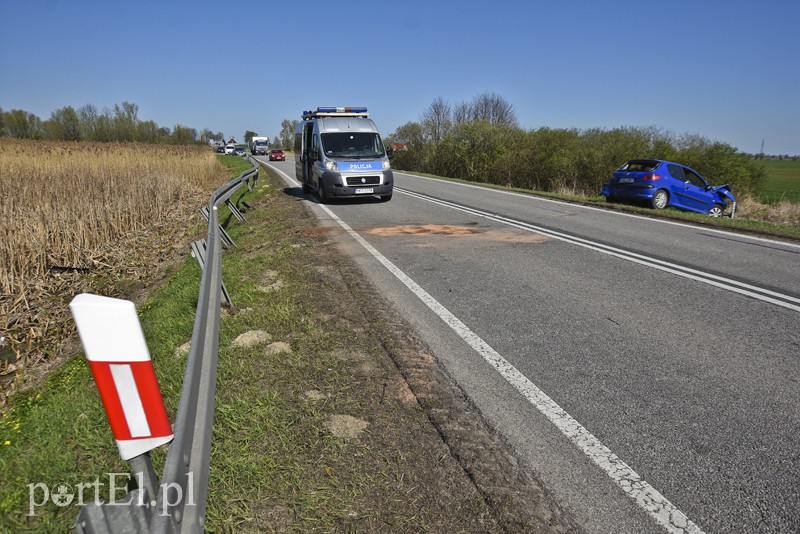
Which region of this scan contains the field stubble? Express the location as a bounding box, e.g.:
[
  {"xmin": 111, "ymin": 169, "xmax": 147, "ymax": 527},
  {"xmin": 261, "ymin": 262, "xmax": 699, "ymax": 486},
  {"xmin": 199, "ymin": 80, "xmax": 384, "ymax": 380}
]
[
  {"xmin": 0, "ymin": 140, "xmax": 222, "ymax": 400},
  {"xmin": 735, "ymin": 194, "xmax": 800, "ymax": 225}
]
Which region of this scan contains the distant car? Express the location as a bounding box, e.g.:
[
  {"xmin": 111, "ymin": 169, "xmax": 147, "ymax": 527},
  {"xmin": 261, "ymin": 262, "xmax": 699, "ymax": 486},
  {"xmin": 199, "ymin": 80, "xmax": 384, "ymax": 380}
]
[
  {"xmin": 215, "ymin": 145, "xmax": 225, "ymax": 153},
  {"xmin": 269, "ymin": 149, "xmax": 286, "ymax": 161},
  {"xmin": 234, "ymin": 147, "xmax": 245, "ymax": 157},
  {"xmin": 224, "ymin": 145, "xmax": 235, "ymax": 155},
  {"xmin": 601, "ymin": 159, "xmax": 736, "ymax": 218}
]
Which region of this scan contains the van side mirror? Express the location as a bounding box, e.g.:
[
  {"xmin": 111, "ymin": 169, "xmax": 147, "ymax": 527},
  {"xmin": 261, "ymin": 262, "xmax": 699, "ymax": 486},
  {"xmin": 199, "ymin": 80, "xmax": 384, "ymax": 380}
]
[
  {"xmin": 386, "ymin": 148, "xmax": 394, "ymax": 160},
  {"xmin": 310, "ymin": 148, "xmax": 320, "ymax": 160}
]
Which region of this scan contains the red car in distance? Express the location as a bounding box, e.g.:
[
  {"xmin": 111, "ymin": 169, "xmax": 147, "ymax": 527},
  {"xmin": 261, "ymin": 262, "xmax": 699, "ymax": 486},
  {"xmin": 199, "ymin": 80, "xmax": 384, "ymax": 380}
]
[{"xmin": 269, "ymin": 149, "xmax": 286, "ymax": 161}]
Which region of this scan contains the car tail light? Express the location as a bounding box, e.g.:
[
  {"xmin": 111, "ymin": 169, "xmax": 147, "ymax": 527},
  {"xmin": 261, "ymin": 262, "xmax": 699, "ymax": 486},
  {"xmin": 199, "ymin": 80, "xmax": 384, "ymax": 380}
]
[{"xmin": 642, "ymin": 174, "xmax": 662, "ymax": 181}]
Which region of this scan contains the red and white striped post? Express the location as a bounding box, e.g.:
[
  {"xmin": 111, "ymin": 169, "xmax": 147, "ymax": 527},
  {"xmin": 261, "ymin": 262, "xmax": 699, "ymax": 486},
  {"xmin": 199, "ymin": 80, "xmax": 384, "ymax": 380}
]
[{"xmin": 69, "ymin": 294, "xmax": 174, "ymax": 462}]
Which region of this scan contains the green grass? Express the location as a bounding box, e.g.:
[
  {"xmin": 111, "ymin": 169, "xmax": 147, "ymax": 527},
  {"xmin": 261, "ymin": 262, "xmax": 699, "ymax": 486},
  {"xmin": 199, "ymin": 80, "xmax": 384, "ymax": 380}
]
[
  {"xmin": 217, "ymin": 154, "xmax": 254, "ymax": 175},
  {"xmin": 756, "ymin": 159, "xmax": 800, "ymax": 203}
]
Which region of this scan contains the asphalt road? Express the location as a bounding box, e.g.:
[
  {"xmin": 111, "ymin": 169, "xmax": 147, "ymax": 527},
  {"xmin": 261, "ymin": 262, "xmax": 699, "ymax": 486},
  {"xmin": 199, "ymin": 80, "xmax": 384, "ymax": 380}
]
[{"xmin": 261, "ymin": 157, "xmax": 800, "ymax": 534}]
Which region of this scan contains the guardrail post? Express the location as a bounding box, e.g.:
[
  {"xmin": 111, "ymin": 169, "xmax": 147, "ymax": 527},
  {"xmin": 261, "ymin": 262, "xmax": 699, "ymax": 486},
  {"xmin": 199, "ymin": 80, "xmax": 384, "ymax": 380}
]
[
  {"xmin": 191, "ymin": 239, "xmax": 234, "ymax": 310},
  {"xmin": 225, "ymin": 199, "xmax": 246, "ymax": 222},
  {"xmin": 75, "ymin": 489, "xmax": 152, "ymax": 534},
  {"xmin": 129, "ymin": 453, "xmax": 160, "ymax": 509},
  {"xmin": 198, "ymin": 206, "xmax": 235, "ymax": 248}
]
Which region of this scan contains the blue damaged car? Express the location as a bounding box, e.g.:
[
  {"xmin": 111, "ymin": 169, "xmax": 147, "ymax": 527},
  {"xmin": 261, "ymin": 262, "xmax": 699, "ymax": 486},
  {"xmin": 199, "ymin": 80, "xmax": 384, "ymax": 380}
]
[{"xmin": 601, "ymin": 159, "xmax": 736, "ymax": 218}]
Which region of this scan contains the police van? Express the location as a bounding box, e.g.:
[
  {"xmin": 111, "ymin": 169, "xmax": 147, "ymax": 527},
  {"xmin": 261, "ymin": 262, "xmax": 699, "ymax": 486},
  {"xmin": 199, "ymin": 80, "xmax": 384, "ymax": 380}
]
[{"xmin": 294, "ymin": 107, "xmax": 393, "ymax": 202}]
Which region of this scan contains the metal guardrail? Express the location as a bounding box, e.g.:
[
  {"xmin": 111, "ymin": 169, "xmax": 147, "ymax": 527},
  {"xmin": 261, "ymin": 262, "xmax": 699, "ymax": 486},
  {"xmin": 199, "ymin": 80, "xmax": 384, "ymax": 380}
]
[{"xmin": 76, "ymin": 157, "xmax": 259, "ymax": 533}]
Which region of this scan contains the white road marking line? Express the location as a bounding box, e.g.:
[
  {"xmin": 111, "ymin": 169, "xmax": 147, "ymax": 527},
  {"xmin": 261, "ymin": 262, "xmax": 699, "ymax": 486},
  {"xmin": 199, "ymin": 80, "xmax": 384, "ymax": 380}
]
[
  {"xmin": 267, "ymin": 163, "xmax": 704, "ymax": 533},
  {"xmin": 399, "ymin": 188, "xmax": 800, "ymax": 312},
  {"xmin": 396, "ymin": 171, "xmax": 800, "ymax": 250}
]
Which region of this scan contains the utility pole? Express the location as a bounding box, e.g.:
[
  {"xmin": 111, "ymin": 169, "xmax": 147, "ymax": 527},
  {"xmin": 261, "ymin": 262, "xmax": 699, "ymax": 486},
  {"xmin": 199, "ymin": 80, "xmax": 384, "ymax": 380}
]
[{"xmin": 760, "ymin": 139, "xmax": 765, "ymax": 159}]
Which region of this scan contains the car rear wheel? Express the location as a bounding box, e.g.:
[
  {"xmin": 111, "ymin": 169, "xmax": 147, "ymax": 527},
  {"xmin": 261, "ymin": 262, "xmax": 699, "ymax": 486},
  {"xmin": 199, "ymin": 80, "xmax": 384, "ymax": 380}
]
[
  {"xmin": 651, "ymin": 189, "xmax": 669, "ymax": 210},
  {"xmin": 709, "ymin": 204, "xmax": 724, "ymax": 218}
]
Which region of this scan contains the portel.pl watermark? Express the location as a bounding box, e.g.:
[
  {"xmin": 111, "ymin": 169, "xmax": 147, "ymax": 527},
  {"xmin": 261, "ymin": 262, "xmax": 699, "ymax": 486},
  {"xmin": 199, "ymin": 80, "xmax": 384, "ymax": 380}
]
[{"xmin": 27, "ymin": 472, "xmax": 194, "ymax": 516}]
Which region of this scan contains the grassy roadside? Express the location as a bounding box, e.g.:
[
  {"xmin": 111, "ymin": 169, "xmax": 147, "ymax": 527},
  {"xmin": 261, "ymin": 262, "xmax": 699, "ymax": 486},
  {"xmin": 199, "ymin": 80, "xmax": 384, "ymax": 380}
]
[{"xmin": 2, "ymin": 156, "xmax": 548, "ymax": 532}]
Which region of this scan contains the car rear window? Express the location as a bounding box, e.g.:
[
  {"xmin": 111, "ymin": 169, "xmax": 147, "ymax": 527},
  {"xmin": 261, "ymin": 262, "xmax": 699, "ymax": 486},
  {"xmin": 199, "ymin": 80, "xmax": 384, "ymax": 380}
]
[{"xmin": 620, "ymin": 160, "xmax": 659, "ymax": 172}]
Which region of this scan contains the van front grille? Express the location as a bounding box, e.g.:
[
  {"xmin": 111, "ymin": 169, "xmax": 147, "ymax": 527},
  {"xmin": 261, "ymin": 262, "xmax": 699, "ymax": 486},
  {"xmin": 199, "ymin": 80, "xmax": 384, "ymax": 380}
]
[{"xmin": 346, "ymin": 176, "xmax": 381, "ymax": 186}]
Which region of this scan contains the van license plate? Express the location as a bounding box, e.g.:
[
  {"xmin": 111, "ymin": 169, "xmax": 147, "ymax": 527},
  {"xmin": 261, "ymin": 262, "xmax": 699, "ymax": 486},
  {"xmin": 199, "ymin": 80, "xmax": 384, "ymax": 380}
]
[{"xmin": 355, "ymin": 188, "xmax": 374, "ymax": 194}]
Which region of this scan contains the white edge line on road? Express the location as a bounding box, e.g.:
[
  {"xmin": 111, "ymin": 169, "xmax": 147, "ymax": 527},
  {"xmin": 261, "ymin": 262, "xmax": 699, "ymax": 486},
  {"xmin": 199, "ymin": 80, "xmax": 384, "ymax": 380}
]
[
  {"xmin": 266, "ymin": 162, "xmax": 704, "ymax": 534},
  {"xmin": 396, "ymin": 171, "xmax": 800, "ymax": 250}
]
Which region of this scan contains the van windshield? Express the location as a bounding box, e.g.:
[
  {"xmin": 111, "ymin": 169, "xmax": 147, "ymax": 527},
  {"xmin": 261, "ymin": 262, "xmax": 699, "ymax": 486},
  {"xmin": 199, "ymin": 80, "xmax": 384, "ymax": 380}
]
[{"xmin": 321, "ymin": 132, "xmax": 385, "ymax": 158}]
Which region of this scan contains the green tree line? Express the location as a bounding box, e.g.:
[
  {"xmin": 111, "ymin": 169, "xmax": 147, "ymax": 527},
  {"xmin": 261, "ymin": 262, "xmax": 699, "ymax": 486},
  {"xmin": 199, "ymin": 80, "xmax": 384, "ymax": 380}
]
[
  {"xmin": 0, "ymin": 102, "xmax": 222, "ymax": 144},
  {"xmin": 387, "ymin": 94, "xmax": 766, "ymax": 198}
]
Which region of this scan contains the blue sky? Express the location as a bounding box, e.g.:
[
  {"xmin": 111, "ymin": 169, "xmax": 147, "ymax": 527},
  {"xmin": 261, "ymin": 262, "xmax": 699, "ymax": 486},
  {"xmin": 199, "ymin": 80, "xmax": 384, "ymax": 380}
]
[{"xmin": 2, "ymin": 0, "xmax": 798, "ymax": 154}]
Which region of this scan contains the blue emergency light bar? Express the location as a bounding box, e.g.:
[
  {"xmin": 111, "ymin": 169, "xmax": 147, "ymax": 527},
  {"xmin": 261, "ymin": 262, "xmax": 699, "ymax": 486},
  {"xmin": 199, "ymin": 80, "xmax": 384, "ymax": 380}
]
[
  {"xmin": 302, "ymin": 107, "xmax": 369, "ymax": 119},
  {"xmin": 318, "ymin": 107, "xmax": 367, "ymax": 113}
]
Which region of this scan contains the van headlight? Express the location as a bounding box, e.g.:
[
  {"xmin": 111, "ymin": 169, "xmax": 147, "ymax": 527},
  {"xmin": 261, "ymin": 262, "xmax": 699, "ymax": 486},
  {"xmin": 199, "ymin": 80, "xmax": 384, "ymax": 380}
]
[
  {"xmin": 382, "ymin": 160, "xmax": 391, "ymax": 170},
  {"xmin": 324, "ymin": 160, "xmax": 338, "ymax": 171}
]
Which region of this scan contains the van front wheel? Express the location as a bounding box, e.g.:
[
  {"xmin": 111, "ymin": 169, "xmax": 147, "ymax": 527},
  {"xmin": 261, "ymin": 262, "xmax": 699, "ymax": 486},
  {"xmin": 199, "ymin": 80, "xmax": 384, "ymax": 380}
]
[{"xmin": 380, "ymin": 192, "xmax": 392, "ymax": 202}]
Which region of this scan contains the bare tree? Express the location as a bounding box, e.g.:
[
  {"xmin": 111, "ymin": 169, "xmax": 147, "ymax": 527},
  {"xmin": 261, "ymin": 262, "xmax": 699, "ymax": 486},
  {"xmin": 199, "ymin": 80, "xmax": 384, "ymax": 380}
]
[
  {"xmin": 112, "ymin": 101, "xmax": 139, "ymax": 141},
  {"xmin": 453, "ymin": 101, "xmax": 471, "ymax": 126},
  {"xmin": 420, "ymin": 96, "xmax": 452, "ymax": 143},
  {"xmin": 78, "ymin": 104, "xmax": 99, "ymax": 140},
  {"xmin": 451, "ymin": 92, "xmax": 518, "ymax": 127},
  {"xmin": 470, "ymin": 92, "xmax": 517, "ymax": 126},
  {"xmin": 199, "ymin": 128, "xmax": 215, "ymax": 144}
]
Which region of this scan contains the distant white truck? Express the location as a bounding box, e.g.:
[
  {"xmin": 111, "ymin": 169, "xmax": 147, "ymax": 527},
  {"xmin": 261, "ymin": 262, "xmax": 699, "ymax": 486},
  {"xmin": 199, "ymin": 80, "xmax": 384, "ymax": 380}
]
[{"xmin": 249, "ymin": 136, "xmax": 270, "ymax": 155}]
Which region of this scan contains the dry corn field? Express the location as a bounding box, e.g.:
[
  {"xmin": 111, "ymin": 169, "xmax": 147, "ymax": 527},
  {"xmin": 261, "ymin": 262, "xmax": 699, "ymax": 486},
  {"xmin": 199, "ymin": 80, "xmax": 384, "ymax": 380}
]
[{"xmin": 0, "ymin": 139, "xmax": 224, "ymax": 399}]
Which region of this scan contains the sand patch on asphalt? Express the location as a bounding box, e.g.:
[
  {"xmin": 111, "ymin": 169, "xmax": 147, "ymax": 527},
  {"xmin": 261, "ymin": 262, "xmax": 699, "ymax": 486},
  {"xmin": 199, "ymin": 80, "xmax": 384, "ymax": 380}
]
[{"xmin": 365, "ymin": 224, "xmax": 550, "ymax": 243}]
